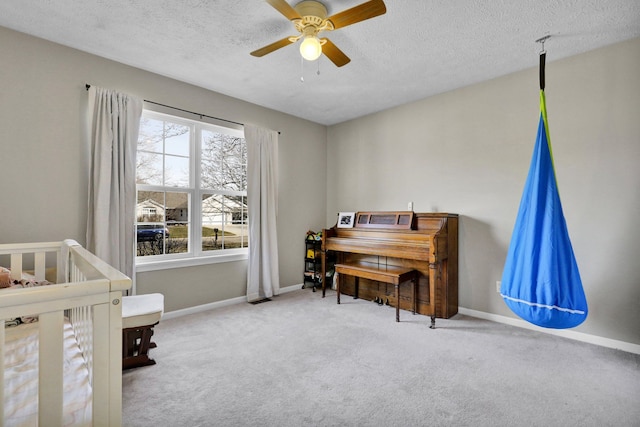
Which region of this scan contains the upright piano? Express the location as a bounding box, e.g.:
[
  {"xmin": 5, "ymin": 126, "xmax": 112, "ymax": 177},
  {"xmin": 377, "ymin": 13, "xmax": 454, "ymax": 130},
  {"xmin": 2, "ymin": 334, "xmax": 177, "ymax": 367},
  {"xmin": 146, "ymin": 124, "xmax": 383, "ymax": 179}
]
[{"xmin": 321, "ymin": 211, "xmax": 458, "ymax": 328}]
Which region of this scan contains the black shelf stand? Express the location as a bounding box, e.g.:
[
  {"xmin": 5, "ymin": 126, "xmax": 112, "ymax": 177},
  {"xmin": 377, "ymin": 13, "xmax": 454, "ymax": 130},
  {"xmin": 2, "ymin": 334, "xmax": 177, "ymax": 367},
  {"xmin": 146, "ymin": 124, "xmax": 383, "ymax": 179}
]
[{"xmin": 303, "ymin": 239, "xmax": 322, "ymax": 292}]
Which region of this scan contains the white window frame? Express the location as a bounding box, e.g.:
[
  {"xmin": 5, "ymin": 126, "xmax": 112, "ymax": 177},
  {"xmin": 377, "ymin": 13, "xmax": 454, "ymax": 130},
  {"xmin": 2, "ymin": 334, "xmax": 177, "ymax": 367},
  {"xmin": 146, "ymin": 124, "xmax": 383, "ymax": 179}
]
[{"xmin": 135, "ymin": 110, "xmax": 248, "ymax": 272}]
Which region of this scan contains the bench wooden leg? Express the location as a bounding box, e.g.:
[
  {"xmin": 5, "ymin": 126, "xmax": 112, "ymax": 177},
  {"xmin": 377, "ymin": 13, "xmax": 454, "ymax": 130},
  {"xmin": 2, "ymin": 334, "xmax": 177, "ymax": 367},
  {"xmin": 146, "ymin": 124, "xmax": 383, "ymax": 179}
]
[
  {"xmin": 123, "ymin": 322, "xmax": 158, "ymax": 370},
  {"xmin": 354, "ymin": 277, "xmax": 359, "ymax": 299},
  {"xmin": 412, "ymin": 277, "xmax": 417, "ymax": 315},
  {"xmin": 395, "ymin": 283, "xmax": 400, "ymax": 322}
]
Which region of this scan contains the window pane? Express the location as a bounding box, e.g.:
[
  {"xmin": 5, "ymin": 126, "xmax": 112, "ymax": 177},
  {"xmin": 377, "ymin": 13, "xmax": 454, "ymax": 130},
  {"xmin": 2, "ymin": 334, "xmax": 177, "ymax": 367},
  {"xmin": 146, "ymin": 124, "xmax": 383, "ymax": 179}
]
[
  {"xmin": 136, "ymin": 191, "xmax": 168, "ymax": 256},
  {"xmin": 164, "ymin": 155, "xmax": 189, "ymax": 187},
  {"xmin": 138, "ymin": 117, "xmax": 164, "ymax": 153},
  {"xmin": 201, "ymin": 194, "xmax": 247, "ymax": 251},
  {"xmin": 165, "ymin": 192, "xmax": 189, "ymax": 254},
  {"xmin": 136, "ymin": 190, "xmax": 190, "ymax": 256},
  {"xmin": 201, "ymin": 131, "xmax": 222, "ymax": 189},
  {"xmin": 201, "ymin": 131, "xmax": 246, "ymax": 191},
  {"xmin": 165, "ymin": 124, "xmax": 190, "ymax": 156},
  {"xmin": 137, "ymin": 191, "xmax": 164, "ymax": 222},
  {"xmin": 137, "ymin": 152, "xmax": 163, "ymax": 185},
  {"xmin": 235, "ymin": 195, "xmax": 249, "ymax": 248},
  {"xmin": 221, "ymin": 136, "xmax": 246, "ymax": 191},
  {"xmin": 201, "ymin": 193, "xmax": 223, "ymax": 251},
  {"xmin": 240, "ymin": 162, "xmax": 247, "ymax": 191},
  {"xmin": 165, "ymin": 191, "xmax": 188, "ymax": 223},
  {"xmin": 200, "ymin": 158, "xmax": 220, "ymax": 190},
  {"xmin": 137, "ymin": 118, "xmax": 165, "ymax": 185},
  {"xmin": 137, "ymin": 118, "xmax": 190, "ymax": 187}
]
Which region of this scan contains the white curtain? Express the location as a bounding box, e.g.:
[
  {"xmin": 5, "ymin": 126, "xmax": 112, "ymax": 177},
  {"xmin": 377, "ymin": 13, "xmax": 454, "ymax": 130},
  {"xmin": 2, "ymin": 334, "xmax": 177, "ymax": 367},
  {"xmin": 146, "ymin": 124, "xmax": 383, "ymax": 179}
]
[
  {"xmin": 86, "ymin": 86, "xmax": 143, "ymax": 281},
  {"xmin": 245, "ymin": 124, "xmax": 280, "ymax": 302}
]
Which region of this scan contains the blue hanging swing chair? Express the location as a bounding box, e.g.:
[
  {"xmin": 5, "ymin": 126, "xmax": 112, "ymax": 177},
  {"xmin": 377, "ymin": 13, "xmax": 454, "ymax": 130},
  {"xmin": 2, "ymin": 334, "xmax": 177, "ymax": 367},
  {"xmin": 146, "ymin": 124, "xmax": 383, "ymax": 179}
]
[{"xmin": 500, "ymin": 49, "xmax": 588, "ymax": 329}]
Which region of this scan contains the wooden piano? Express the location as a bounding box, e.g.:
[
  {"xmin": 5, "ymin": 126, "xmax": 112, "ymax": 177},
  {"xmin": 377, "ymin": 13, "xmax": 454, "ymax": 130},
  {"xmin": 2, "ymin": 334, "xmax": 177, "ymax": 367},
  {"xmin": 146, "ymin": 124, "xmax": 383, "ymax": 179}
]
[{"xmin": 321, "ymin": 211, "xmax": 458, "ymax": 328}]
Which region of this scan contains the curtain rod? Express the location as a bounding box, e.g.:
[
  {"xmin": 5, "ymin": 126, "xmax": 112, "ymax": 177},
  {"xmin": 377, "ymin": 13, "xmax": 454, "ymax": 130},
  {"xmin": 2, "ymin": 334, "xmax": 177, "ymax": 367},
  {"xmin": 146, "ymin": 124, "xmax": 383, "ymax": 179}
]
[{"xmin": 85, "ymin": 84, "xmax": 280, "ymax": 133}]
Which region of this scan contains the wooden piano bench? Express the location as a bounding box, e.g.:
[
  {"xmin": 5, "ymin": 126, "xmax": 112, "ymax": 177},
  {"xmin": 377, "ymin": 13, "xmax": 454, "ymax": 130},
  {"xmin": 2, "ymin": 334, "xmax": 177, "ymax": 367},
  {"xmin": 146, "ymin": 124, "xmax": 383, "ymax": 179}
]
[
  {"xmin": 335, "ymin": 262, "xmax": 417, "ymax": 323},
  {"xmin": 122, "ymin": 293, "xmax": 164, "ymax": 370}
]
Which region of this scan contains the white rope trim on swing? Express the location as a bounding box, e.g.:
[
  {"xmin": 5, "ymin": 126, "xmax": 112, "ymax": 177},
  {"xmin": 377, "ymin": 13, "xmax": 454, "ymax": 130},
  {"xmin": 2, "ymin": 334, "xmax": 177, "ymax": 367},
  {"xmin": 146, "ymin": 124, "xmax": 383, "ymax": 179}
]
[{"xmin": 500, "ymin": 294, "xmax": 586, "ymax": 315}]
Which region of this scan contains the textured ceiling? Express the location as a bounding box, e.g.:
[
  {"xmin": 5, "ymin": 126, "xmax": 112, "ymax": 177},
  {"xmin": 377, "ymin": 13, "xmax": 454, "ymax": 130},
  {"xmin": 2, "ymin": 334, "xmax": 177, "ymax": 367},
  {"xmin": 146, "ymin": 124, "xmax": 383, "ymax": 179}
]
[{"xmin": 1, "ymin": 1, "xmax": 639, "ymax": 125}]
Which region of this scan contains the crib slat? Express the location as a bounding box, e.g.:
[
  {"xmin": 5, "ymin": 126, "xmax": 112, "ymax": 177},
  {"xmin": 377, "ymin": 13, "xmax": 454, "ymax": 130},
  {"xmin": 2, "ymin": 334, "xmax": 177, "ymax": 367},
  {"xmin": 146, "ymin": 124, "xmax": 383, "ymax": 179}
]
[
  {"xmin": 9, "ymin": 253, "xmax": 22, "ymax": 281},
  {"xmin": 58, "ymin": 242, "xmax": 68, "ymax": 284},
  {"xmin": 39, "ymin": 310, "xmax": 65, "ymax": 427},
  {"xmin": 34, "ymin": 251, "xmax": 46, "ymax": 281}
]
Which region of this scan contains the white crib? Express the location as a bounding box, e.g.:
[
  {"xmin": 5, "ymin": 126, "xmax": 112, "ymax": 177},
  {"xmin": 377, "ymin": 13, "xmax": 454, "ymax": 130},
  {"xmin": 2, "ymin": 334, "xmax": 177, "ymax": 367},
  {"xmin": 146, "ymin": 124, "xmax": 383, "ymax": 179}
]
[{"xmin": 1, "ymin": 239, "xmax": 131, "ymax": 427}]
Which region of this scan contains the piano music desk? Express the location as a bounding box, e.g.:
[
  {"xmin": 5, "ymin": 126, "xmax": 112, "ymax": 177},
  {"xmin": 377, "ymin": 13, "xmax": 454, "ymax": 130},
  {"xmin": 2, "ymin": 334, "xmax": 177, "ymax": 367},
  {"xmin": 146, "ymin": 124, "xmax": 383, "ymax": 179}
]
[{"xmin": 335, "ymin": 261, "xmax": 418, "ymax": 322}]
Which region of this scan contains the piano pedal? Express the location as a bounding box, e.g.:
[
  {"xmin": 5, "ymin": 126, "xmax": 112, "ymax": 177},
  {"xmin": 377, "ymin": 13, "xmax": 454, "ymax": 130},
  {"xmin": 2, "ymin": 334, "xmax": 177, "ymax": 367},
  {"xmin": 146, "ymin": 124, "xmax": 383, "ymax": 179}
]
[{"xmin": 378, "ymin": 297, "xmax": 384, "ymax": 306}]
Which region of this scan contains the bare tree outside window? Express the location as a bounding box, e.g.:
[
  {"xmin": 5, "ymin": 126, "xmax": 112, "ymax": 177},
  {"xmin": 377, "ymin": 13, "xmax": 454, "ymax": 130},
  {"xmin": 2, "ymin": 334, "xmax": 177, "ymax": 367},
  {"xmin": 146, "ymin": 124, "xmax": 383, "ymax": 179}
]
[{"xmin": 201, "ymin": 131, "xmax": 247, "ymax": 191}]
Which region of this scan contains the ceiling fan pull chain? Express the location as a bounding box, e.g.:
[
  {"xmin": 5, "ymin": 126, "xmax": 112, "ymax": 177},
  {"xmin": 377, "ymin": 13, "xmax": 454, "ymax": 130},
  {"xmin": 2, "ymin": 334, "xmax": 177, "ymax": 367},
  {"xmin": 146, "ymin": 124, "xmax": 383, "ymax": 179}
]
[
  {"xmin": 317, "ymin": 59, "xmax": 321, "ymax": 76},
  {"xmin": 300, "ymin": 55, "xmax": 305, "ymax": 83}
]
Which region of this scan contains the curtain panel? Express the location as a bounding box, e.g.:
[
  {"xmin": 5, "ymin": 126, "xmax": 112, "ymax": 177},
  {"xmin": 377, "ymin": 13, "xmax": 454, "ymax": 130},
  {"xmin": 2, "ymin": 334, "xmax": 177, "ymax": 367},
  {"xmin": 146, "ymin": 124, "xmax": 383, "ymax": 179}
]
[
  {"xmin": 245, "ymin": 124, "xmax": 280, "ymax": 302},
  {"xmin": 86, "ymin": 86, "xmax": 142, "ymax": 281}
]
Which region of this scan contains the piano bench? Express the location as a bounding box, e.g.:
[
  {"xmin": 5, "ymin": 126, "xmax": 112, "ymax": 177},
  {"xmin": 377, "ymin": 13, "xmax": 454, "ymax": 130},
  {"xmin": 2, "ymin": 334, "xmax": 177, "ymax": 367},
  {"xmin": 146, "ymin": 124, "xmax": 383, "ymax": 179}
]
[{"xmin": 334, "ymin": 262, "xmax": 418, "ymax": 322}]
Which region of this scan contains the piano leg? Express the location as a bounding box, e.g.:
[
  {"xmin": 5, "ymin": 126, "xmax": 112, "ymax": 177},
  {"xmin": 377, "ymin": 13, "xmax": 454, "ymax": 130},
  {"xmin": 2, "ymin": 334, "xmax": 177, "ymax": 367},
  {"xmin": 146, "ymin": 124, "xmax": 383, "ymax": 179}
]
[
  {"xmin": 336, "ymin": 272, "xmax": 341, "ymax": 304},
  {"xmin": 430, "ymin": 316, "xmax": 436, "ymax": 329}
]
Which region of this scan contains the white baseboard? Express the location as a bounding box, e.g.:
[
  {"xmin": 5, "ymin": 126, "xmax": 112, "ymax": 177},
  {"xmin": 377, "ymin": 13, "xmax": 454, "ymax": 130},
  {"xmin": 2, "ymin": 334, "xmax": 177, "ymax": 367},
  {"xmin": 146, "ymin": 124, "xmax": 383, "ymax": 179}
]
[
  {"xmin": 162, "ymin": 283, "xmax": 303, "ymax": 321},
  {"xmin": 458, "ymin": 307, "xmax": 640, "ymax": 355}
]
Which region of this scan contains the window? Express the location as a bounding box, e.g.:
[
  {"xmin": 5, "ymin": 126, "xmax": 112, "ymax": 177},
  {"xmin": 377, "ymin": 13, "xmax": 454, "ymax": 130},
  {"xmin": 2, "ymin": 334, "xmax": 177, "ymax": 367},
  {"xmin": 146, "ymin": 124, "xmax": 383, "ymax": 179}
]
[{"xmin": 136, "ymin": 111, "xmax": 248, "ymax": 266}]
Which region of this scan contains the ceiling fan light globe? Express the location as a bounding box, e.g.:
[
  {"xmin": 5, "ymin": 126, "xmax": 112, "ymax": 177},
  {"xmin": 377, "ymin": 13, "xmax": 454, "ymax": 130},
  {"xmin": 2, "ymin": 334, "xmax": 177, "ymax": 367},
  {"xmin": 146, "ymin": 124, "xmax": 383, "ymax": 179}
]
[{"xmin": 300, "ymin": 36, "xmax": 322, "ymax": 61}]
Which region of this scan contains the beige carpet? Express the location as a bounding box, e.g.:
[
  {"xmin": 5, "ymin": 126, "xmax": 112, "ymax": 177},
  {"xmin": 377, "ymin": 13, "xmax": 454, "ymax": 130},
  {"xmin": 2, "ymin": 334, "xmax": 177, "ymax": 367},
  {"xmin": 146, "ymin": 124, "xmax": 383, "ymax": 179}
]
[{"xmin": 123, "ymin": 289, "xmax": 640, "ymax": 427}]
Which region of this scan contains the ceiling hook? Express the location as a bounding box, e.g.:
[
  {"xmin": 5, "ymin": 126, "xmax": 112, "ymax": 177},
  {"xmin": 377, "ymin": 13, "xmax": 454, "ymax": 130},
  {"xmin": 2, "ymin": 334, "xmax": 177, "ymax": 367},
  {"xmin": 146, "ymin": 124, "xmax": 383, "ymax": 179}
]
[{"xmin": 536, "ymin": 34, "xmax": 551, "ymax": 55}]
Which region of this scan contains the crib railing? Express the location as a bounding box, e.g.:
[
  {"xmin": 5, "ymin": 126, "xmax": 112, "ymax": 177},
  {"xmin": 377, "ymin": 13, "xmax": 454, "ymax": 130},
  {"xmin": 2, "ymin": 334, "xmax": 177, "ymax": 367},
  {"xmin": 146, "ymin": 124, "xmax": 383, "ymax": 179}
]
[{"xmin": 0, "ymin": 240, "xmax": 131, "ymax": 427}]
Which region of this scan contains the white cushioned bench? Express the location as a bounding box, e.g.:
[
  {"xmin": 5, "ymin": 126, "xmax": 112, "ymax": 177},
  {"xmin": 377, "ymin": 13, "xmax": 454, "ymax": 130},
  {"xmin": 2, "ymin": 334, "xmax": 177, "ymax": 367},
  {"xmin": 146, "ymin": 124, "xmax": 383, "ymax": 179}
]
[{"xmin": 122, "ymin": 293, "xmax": 164, "ymax": 370}]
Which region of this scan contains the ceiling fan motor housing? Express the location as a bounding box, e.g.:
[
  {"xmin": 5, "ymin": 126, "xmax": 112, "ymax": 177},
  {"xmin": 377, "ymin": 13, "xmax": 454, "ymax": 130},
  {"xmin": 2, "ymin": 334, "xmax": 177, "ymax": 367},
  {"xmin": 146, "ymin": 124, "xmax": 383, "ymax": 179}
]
[
  {"xmin": 294, "ymin": 1, "xmax": 328, "ymax": 20},
  {"xmin": 293, "ymin": 1, "xmax": 333, "ymax": 34}
]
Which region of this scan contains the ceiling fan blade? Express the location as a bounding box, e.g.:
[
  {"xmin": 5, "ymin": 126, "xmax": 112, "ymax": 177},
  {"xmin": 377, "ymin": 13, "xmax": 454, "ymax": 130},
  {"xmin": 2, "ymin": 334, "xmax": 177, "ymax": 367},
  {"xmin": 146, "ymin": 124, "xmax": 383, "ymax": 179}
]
[
  {"xmin": 327, "ymin": 0, "xmax": 386, "ymax": 30},
  {"xmin": 321, "ymin": 38, "xmax": 351, "ymax": 67},
  {"xmin": 266, "ymin": 0, "xmax": 301, "ymax": 21},
  {"xmin": 250, "ymin": 37, "xmax": 295, "ymax": 57}
]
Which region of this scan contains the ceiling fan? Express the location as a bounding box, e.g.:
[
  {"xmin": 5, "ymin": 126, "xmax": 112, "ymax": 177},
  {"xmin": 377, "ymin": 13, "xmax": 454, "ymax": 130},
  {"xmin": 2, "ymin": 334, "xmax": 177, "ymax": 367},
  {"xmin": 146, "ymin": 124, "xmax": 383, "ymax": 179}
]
[{"xmin": 250, "ymin": 0, "xmax": 387, "ymax": 67}]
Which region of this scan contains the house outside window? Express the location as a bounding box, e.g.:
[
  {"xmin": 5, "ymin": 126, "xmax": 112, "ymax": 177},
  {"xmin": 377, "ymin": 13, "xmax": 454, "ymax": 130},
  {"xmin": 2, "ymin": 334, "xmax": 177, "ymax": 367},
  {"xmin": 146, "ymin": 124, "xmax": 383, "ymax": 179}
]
[
  {"xmin": 135, "ymin": 110, "xmax": 248, "ymax": 268},
  {"xmin": 142, "ymin": 207, "xmax": 157, "ymax": 216}
]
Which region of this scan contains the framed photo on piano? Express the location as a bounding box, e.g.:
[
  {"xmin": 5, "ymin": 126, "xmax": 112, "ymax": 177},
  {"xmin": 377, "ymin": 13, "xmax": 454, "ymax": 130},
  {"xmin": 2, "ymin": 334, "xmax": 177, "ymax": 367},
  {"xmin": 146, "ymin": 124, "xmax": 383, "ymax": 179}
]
[{"xmin": 337, "ymin": 212, "xmax": 356, "ymax": 228}]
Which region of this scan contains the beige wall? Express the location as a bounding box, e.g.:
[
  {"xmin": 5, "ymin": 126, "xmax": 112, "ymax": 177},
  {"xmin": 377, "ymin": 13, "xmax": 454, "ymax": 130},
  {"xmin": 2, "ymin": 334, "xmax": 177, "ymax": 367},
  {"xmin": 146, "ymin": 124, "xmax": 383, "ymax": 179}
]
[
  {"xmin": 0, "ymin": 26, "xmax": 327, "ymax": 312},
  {"xmin": 327, "ymin": 37, "xmax": 640, "ymax": 345}
]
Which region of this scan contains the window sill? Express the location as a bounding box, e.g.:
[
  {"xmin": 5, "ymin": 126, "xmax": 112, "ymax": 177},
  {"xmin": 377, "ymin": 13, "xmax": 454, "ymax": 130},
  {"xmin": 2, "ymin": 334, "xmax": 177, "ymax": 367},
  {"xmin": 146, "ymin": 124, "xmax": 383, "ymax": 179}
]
[{"xmin": 136, "ymin": 250, "xmax": 248, "ymax": 272}]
